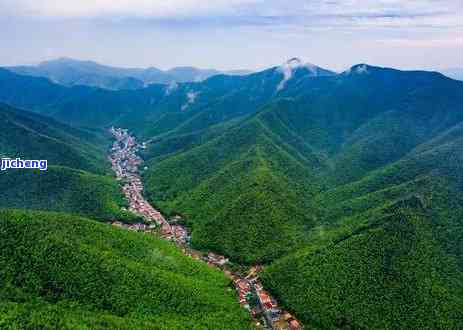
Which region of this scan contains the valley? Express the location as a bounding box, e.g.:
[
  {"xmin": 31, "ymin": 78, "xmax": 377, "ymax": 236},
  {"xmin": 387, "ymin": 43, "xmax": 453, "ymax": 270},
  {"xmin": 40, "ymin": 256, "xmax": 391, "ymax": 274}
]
[
  {"xmin": 2, "ymin": 59, "xmax": 463, "ymax": 329},
  {"xmin": 109, "ymin": 127, "xmax": 302, "ymax": 330}
]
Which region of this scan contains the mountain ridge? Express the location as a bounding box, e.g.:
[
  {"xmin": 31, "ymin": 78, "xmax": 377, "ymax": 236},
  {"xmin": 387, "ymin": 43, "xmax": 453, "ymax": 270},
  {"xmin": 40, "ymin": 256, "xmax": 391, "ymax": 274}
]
[
  {"xmin": 4, "ymin": 57, "xmax": 253, "ymax": 90},
  {"xmin": 1, "ymin": 58, "xmax": 463, "ymax": 329}
]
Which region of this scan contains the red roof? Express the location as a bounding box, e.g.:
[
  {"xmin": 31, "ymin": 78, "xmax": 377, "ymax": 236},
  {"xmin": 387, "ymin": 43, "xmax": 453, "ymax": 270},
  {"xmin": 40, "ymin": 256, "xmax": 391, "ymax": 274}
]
[{"xmin": 289, "ymin": 320, "xmax": 302, "ymax": 330}]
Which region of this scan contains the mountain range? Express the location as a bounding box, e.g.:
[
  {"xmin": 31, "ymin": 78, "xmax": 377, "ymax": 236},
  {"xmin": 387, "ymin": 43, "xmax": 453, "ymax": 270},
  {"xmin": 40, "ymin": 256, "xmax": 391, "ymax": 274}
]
[
  {"xmin": 1, "ymin": 58, "xmax": 463, "ymax": 329},
  {"xmin": 0, "ymin": 102, "xmax": 252, "ymax": 329},
  {"xmin": 4, "ymin": 57, "xmax": 252, "ymax": 90}
]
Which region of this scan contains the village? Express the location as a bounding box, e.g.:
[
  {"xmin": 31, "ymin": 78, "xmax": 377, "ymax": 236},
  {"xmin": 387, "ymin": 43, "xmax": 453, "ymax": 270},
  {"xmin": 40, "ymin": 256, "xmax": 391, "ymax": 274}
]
[{"xmin": 109, "ymin": 127, "xmax": 302, "ymax": 330}]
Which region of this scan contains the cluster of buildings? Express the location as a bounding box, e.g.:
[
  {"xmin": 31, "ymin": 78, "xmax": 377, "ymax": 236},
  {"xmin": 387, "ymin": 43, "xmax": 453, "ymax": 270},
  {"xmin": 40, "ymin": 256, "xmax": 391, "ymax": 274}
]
[
  {"xmin": 109, "ymin": 127, "xmax": 191, "ymax": 245},
  {"xmin": 111, "ymin": 221, "xmax": 154, "ymax": 232},
  {"xmin": 233, "ymin": 277, "xmax": 253, "ymax": 309},
  {"xmin": 109, "ymin": 127, "xmax": 302, "ymax": 330},
  {"xmin": 226, "ymin": 272, "xmax": 301, "ymax": 330},
  {"xmin": 206, "ymin": 252, "xmax": 229, "ymax": 267}
]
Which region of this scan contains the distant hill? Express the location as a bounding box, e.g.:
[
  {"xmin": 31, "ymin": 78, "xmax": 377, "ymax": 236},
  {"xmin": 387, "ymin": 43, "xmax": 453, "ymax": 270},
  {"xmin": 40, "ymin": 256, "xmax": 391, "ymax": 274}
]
[
  {"xmin": 0, "ymin": 209, "xmax": 253, "ymax": 329},
  {"xmin": 0, "ymin": 59, "xmax": 333, "ymax": 132},
  {"xmin": 4, "ymin": 58, "xmax": 252, "ymax": 90}
]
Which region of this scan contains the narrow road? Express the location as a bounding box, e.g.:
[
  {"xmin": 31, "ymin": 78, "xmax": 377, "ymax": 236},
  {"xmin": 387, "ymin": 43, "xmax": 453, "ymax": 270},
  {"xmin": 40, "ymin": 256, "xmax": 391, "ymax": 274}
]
[{"xmin": 108, "ymin": 127, "xmax": 302, "ymax": 330}]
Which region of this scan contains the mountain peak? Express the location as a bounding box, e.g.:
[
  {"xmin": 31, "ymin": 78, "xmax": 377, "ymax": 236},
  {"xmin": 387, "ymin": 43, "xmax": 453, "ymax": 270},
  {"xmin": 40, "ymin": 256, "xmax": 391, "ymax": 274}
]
[
  {"xmin": 281, "ymin": 58, "xmax": 317, "ymax": 71},
  {"xmin": 286, "ymin": 57, "xmax": 303, "ymax": 66},
  {"xmin": 346, "ymin": 64, "xmax": 372, "ymax": 75},
  {"xmin": 276, "ymin": 58, "xmax": 333, "ymax": 91}
]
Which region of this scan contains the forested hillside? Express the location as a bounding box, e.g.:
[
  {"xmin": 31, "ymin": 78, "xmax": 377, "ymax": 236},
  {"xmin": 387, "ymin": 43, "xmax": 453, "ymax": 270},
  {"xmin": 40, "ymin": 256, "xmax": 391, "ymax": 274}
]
[
  {"xmin": 0, "ymin": 104, "xmax": 132, "ymax": 221},
  {"xmin": 2, "ymin": 60, "xmax": 463, "ymax": 329},
  {"xmin": 141, "ymin": 64, "xmax": 463, "ymax": 328},
  {"xmin": 261, "ymin": 131, "xmax": 463, "ymax": 328},
  {"xmin": 0, "ymin": 209, "xmax": 252, "ymax": 329},
  {"xmin": 0, "ymin": 60, "xmax": 335, "ymax": 132}
]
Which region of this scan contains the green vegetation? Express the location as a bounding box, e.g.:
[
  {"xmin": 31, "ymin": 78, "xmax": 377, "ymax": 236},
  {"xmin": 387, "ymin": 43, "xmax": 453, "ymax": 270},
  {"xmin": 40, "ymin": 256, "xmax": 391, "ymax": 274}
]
[
  {"xmin": 2, "ymin": 63, "xmax": 463, "ymax": 329},
  {"xmin": 0, "ymin": 166, "xmax": 136, "ymax": 222},
  {"xmin": 0, "ymin": 103, "xmax": 109, "ymax": 174},
  {"xmin": 144, "ymin": 114, "xmax": 325, "ymax": 264},
  {"xmin": 261, "ymin": 179, "xmax": 463, "ymax": 329},
  {"xmin": 0, "ymin": 209, "xmax": 253, "ymax": 329},
  {"xmin": 260, "ymin": 125, "xmax": 463, "ymax": 329},
  {"xmin": 261, "ymin": 201, "xmax": 463, "ymax": 329},
  {"xmin": 0, "ymin": 104, "xmax": 133, "ymax": 221},
  {"xmin": 141, "ymin": 66, "xmax": 463, "ymax": 328}
]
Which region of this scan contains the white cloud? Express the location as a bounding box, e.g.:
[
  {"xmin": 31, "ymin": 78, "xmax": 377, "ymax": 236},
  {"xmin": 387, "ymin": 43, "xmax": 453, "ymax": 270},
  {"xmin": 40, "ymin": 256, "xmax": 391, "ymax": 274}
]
[
  {"xmin": 376, "ymin": 37, "xmax": 463, "ymax": 48},
  {"xmin": 1, "ymin": 0, "xmax": 462, "ymax": 38},
  {"xmin": 276, "ymin": 58, "xmax": 318, "ymax": 91},
  {"xmin": 1, "ymin": 0, "xmax": 462, "ymax": 70},
  {"xmin": 165, "ymin": 81, "xmax": 178, "ymax": 95},
  {"xmin": 0, "ymin": 0, "xmax": 260, "ymax": 18},
  {"xmin": 181, "ymin": 91, "xmax": 199, "ymax": 111}
]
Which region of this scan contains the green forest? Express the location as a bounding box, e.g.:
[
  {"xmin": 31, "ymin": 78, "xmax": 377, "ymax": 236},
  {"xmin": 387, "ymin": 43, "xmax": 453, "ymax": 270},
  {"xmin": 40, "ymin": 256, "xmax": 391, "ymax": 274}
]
[
  {"xmin": 0, "ymin": 209, "xmax": 253, "ymax": 329},
  {"xmin": 1, "ymin": 61, "xmax": 463, "ymax": 329}
]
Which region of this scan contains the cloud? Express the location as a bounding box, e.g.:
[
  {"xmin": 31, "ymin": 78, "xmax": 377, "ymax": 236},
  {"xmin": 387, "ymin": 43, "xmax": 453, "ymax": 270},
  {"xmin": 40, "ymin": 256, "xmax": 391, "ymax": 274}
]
[
  {"xmin": 376, "ymin": 37, "xmax": 463, "ymax": 48},
  {"xmin": 181, "ymin": 91, "xmax": 200, "ymax": 111},
  {"xmin": 1, "ymin": 1, "xmax": 462, "ymax": 36},
  {"xmin": 1, "ymin": 0, "xmax": 462, "ymax": 70},
  {"xmin": 0, "ymin": 0, "xmax": 260, "ymax": 18},
  {"xmin": 276, "ymin": 58, "xmax": 318, "ymax": 91},
  {"xmin": 165, "ymin": 81, "xmax": 178, "ymax": 95}
]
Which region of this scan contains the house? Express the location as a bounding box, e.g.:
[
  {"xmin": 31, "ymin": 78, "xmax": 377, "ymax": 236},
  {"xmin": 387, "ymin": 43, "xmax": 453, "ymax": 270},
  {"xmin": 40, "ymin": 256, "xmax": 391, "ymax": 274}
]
[{"xmin": 288, "ymin": 319, "xmax": 302, "ymax": 330}]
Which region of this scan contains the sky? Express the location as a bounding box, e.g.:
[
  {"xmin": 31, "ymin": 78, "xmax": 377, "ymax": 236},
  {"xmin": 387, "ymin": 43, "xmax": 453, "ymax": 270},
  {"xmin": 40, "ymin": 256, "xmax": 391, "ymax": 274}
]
[{"xmin": 0, "ymin": 0, "xmax": 462, "ymax": 71}]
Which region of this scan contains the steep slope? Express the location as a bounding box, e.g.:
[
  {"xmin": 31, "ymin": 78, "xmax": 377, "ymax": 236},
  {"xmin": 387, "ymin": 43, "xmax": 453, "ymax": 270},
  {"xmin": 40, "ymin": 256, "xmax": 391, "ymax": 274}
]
[
  {"xmin": 0, "ymin": 104, "xmax": 132, "ymax": 221},
  {"xmin": 142, "ymin": 65, "xmax": 463, "ymax": 263},
  {"xmin": 140, "ymin": 64, "xmax": 463, "ymax": 328},
  {"xmin": 0, "ymin": 209, "xmax": 253, "ymax": 329},
  {"xmin": 0, "ymin": 167, "xmax": 133, "ymax": 221},
  {"xmin": 0, "ymin": 69, "xmax": 94, "ymax": 115},
  {"xmin": 144, "ymin": 104, "xmax": 328, "ymax": 264},
  {"xmin": 52, "ymin": 59, "xmax": 332, "ymax": 135},
  {"xmin": 0, "ymin": 103, "xmax": 108, "ymax": 173},
  {"xmin": 2, "ymin": 60, "xmax": 463, "ymax": 329},
  {"xmin": 262, "ymin": 197, "xmax": 463, "ymax": 329},
  {"xmin": 260, "ymin": 126, "xmax": 463, "ymax": 329}
]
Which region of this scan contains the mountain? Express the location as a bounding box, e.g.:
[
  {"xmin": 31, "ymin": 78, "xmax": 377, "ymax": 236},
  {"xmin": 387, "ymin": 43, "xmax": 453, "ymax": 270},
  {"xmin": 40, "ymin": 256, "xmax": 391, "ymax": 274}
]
[
  {"xmin": 0, "ymin": 59, "xmax": 335, "ymax": 132},
  {"xmin": 0, "ymin": 76, "xmax": 252, "ymax": 329},
  {"xmin": 441, "ymin": 68, "xmax": 463, "ymax": 81},
  {"xmin": 0, "ymin": 209, "xmax": 253, "ymax": 329},
  {"xmin": 0, "ymin": 103, "xmax": 107, "ymax": 173},
  {"xmin": 0, "ymin": 103, "xmax": 135, "ymax": 221},
  {"xmin": 261, "ymin": 131, "xmax": 463, "ymax": 328},
  {"xmin": 140, "ymin": 64, "xmax": 463, "ymax": 328},
  {"xmin": 4, "ymin": 58, "xmax": 250, "ymax": 90},
  {"xmin": 142, "ymin": 64, "xmax": 463, "ymax": 259},
  {"xmin": 2, "ymin": 59, "xmax": 463, "ymax": 328}
]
